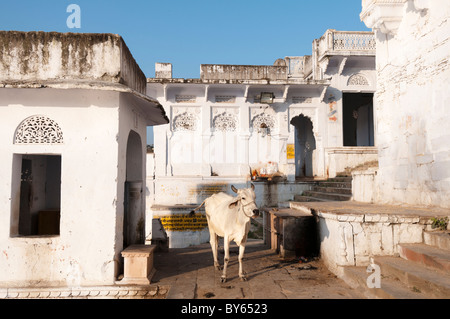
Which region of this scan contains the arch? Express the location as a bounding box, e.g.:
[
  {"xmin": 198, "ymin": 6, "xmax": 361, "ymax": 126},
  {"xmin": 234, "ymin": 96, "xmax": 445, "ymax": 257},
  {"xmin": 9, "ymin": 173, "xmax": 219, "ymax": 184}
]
[
  {"xmin": 289, "ymin": 108, "xmax": 318, "ymax": 136},
  {"xmin": 347, "ymin": 73, "xmax": 369, "ymax": 86},
  {"xmin": 124, "ymin": 130, "xmax": 144, "ymax": 248},
  {"xmin": 14, "ymin": 115, "xmax": 63, "ymax": 144},
  {"xmin": 290, "ymin": 114, "xmax": 316, "ymax": 178},
  {"xmin": 125, "ymin": 130, "xmax": 143, "ymax": 182}
]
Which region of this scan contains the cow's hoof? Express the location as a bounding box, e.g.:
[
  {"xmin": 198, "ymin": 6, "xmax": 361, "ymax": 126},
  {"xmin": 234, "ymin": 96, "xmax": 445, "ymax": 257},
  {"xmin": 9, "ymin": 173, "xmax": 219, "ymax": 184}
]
[
  {"xmin": 221, "ymin": 277, "xmax": 227, "ymax": 283},
  {"xmin": 215, "ymin": 265, "xmax": 222, "ymax": 271},
  {"xmin": 240, "ymin": 276, "xmax": 247, "ymax": 282}
]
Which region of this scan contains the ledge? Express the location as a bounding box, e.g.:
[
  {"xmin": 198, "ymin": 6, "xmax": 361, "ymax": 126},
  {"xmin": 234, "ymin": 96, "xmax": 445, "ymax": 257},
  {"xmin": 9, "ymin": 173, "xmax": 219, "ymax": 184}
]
[
  {"xmin": 360, "ymin": 0, "xmax": 407, "ymax": 35},
  {"xmin": 290, "ymin": 201, "xmax": 449, "ymax": 224},
  {"xmin": 1, "ymin": 80, "xmax": 169, "ymax": 126}
]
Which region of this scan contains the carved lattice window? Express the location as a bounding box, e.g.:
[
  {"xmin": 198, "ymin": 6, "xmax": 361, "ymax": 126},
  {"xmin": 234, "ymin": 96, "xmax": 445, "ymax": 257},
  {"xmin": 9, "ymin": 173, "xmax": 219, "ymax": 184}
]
[
  {"xmin": 173, "ymin": 112, "xmax": 198, "ymax": 131},
  {"xmin": 15, "ymin": 115, "xmax": 64, "ymax": 144},
  {"xmin": 213, "ymin": 112, "xmax": 237, "ymax": 132},
  {"xmin": 252, "ymin": 113, "xmax": 275, "ymax": 134}
]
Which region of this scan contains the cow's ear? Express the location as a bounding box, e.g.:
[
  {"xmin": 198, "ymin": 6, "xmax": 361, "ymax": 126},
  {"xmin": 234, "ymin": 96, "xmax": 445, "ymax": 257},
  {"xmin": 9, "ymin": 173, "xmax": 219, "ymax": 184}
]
[
  {"xmin": 231, "ymin": 185, "xmax": 238, "ymax": 193},
  {"xmin": 228, "ymin": 200, "xmax": 239, "ymax": 209},
  {"xmin": 251, "ymin": 183, "xmax": 255, "ymax": 190}
]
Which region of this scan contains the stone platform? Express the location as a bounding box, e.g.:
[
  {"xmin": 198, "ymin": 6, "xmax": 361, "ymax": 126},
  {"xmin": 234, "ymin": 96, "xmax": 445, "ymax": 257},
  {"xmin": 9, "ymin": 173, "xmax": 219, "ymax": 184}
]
[
  {"xmin": 285, "ymin": 201, "xmax": 448, "ymax": 272},
  {"xmin": 275, "ymin": 200, "xmax": 450, "ymax": 298}
]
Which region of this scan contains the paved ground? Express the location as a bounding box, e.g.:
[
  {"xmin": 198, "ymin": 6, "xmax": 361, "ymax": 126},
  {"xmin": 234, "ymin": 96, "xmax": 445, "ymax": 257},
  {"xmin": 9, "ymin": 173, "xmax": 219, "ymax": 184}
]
[{"xmin": 151, "ymin": 239, "xmax": 365, "ymax": 299}]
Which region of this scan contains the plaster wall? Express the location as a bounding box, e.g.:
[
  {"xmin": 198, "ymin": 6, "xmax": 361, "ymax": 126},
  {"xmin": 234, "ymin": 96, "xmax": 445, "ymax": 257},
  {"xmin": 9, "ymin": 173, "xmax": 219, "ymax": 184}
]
[
  {"xmin": 365, "ymin": 0, "xmax": 450, "ymax": 208},
  {"xmin": 318, "ymin": 211, "xmax": 430, "ymax": 277},
  {"xmin": 0, "ymin": 88, "xmax": 125, "ymax": 287}
]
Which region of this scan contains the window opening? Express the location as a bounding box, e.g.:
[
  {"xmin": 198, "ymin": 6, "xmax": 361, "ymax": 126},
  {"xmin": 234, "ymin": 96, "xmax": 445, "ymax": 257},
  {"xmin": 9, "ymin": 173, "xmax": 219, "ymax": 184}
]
[{"xmin": 15, "ymin": 155, "xmax": 61, "ymax": 236}]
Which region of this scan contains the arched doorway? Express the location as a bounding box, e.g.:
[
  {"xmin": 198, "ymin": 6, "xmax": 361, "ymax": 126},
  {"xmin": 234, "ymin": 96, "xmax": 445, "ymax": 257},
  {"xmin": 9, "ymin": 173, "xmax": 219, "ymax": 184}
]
[
  {"xmin": 290, "ymin": 115, "xmax": 316, "ymax": 178},
  {"xmin": 123, "ymin": 130, "xmax": 144, "ymax": 248}
]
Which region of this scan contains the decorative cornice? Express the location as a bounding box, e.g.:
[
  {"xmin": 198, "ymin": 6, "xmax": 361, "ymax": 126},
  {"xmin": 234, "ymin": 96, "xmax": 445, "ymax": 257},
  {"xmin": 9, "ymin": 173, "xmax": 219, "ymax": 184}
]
[{"xmin": 360, "ymin": 0, "xmax": 407, "ymax": 35}]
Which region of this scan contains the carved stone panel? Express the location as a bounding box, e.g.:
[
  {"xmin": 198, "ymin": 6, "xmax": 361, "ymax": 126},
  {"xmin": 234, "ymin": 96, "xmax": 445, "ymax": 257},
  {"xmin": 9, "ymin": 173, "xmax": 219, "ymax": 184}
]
[
  {"xmin": 175, "ymin": 95, "xmax": 196, "ymax": 103},
  {"xmin": 252, "ymin": 113, "xmax": 276, "ymax": 134},
  {"xmin": 215, "ymin": 96, "xmax": 236, "ymax": 103},
  {"xmin": 213, "ymin": 112, "xmax": 238, "ymax": 132},
  {"xmin": 292, "ymin": 96, "xmax": 313, "ymax": 104},
  {"xmin": 347, "ymin": 73, "xmax": 369, "ymax": 86},
  {"xmin": 172, "ymin": 112, "xmax": 198, "ymax": 132},
  {"xmin": 15, "ymin": 115, "xmax": 64, "ymax": 144}
]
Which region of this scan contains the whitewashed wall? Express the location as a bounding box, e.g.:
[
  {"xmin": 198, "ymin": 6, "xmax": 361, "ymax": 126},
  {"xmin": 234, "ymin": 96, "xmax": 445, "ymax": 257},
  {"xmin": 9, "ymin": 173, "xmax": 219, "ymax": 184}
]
[
  {"xmin": 361, "ymin": 0, "xmax": 450, "ymax": 208},
  {"xmin": 0, "ymin": 88, "xmax": 149, "ymax": 287}
]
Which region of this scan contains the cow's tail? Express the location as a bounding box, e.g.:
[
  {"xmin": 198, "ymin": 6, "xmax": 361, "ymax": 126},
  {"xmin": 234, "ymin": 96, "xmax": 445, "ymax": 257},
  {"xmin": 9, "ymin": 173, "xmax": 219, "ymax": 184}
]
[{"xmin": 190, "ymin": 200, "xmax": 206, "ymax": 215}]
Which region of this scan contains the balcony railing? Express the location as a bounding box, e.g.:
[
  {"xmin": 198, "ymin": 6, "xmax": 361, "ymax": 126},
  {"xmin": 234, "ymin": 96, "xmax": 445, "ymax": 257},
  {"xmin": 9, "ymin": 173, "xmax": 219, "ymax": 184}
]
[
  {"xmin": 333, "ymin": 31, "xmax": 376, "ymax": 51},
  {"xmin": 317, "ymin": 30, "xmax": 376, "ymax": 60}
]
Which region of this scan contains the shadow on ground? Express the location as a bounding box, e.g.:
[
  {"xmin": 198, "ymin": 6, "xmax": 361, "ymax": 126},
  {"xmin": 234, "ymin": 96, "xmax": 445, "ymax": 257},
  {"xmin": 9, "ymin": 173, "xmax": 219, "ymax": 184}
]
[{"xmin": 151, "ymin": 239, "xmax": 365, "ymax": 299}]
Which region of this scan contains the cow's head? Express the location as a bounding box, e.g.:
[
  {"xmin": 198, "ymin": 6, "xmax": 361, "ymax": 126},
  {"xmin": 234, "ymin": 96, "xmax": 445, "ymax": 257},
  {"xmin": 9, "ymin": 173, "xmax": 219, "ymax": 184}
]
[{"xmin": 230, "ymin": 184, "xmax": 260, "ymax": 218}]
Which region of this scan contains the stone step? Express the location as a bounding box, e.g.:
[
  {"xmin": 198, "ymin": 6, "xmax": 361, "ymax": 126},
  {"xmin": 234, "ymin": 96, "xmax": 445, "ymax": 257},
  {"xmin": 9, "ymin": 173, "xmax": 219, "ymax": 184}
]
[
  {"xmin": 342, "ymin": 266, "xmax": 428, "ymax": 299},
  {"xmin": 398, "ymin": 243, "xmax": 450, "ymax": 272},
  {"xmin": 312, "ymin": 186, "xmax": 352, "ymax": 195},
  {"xmin": 373, "ymin": 256, "xmax": 450, "ymax": 298},
  {"xmin": 424, "ymin": 231, "xmax": 450, "ymax": 251},
  {"xmin": 301, "ymin": 190, "xmax": 352, "ymax": 201},
  {"xmin": 314, "ymin": 181, "xmax": 352, "ymax": 189},
  {"xmin": 293, "ymin": 194, "xmax": 331, "ymax": 202},
  {"xmin": 277, "ymin": 201, "xmax": 292, "ymax": 208},
  {"xmin": 327, "ymin": 176, "xmax": 352, "ymax": 182}
]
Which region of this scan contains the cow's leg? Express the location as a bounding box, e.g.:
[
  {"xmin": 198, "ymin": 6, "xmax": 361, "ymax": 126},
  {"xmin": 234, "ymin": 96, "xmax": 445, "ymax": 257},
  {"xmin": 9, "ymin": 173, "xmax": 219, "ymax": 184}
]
[
  {"xmin": 221, "ymin": 236, "xmax": 230, "ymax": 282},
  {"xmin": 238, "ymin": 244, "xmax": 247, "ymax": 281},
  {"xmin": 209, "ymin": 232, "xmax": 221, "ymax": 270}
]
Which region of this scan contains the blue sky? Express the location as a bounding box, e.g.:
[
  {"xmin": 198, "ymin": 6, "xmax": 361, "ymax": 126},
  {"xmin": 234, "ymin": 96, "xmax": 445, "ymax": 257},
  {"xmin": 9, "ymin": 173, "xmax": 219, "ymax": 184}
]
[{"xmin": 0, "ymin": 0, "xmax": 370, "ymax": 144}]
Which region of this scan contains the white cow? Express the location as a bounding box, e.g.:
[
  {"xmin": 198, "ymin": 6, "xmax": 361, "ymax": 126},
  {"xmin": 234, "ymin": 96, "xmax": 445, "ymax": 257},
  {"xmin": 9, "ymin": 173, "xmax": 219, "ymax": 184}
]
[{"xmin": 191, "ymin": 184, "xmax": 259, "ymax": 282}]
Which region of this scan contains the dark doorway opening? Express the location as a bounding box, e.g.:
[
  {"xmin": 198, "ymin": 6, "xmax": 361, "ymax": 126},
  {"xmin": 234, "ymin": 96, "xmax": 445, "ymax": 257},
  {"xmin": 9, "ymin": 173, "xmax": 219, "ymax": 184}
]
[
  {"xmin": 123, "ymin": 130, "xmax": 144, "ymax": 249},
  {"xmin": 290, "ymin": 115, "xmax": 316, "ymax": 178},
  {"xmin": 343, "ymin": 93, "xmax": 374, "ymax": 146}
]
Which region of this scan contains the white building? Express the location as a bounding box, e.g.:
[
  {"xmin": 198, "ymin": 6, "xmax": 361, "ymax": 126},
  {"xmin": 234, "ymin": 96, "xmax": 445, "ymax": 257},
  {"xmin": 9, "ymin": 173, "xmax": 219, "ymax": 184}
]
[
  {"xmin": 147, "ymin": 29, "xmax": 378, "ymax": 247},
  {"xmin": 358, "ymin": 0, "xmax": 450, "ymax": 208},
  {"xmin": 0, "ymin": 31, "xmax": 168, "ymax": 288}
]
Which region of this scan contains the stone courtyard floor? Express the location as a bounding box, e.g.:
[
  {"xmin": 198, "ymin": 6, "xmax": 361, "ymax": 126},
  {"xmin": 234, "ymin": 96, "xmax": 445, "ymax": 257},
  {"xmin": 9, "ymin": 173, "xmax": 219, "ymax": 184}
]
[{"xmin": 151, "ymin": 239, "xmax": 365, "ymax": 299}]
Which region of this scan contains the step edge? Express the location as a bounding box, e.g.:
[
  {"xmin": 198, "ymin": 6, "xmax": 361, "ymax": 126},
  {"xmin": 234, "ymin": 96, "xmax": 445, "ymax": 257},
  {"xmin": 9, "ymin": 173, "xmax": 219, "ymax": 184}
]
[
  {"xmin": 374, "ymin": 256, "xmax": 450, "ymax": 298},
  {"xmin": 342, "ymin": 266, "xmax": 429, "ymax": 299},
  {"xmin": 398, "ymin": 244, "xmax": 450, "ymax": 272}
]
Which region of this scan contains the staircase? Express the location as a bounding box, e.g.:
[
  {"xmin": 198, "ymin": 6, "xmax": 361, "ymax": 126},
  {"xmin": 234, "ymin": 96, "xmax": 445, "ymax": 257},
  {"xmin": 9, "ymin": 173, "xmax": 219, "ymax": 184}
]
[
  {"xmin": 294, "ymin": 176, "xmax": 352, "ymax": 202},
  {"xmin": 342, "ymin": 231, "xmax": 450, "ymax": 299}
]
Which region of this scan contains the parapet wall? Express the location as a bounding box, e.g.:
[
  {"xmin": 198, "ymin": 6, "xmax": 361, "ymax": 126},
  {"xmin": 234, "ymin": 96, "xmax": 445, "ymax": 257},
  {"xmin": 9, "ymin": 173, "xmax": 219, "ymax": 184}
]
[
  {"xmin": 0, "ymin": 31, "xmax": 146, "ymax": 94},
  {"xmin": 200, "ymin": 64, "xmax": 288, "ymax": 81}
]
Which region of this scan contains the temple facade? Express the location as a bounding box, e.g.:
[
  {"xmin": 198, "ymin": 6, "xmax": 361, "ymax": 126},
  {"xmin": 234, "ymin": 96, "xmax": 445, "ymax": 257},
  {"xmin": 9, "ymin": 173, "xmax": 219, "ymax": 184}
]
[{"xmin": 147, "ymin": 29, "xmax": 378, "ymax": 247}]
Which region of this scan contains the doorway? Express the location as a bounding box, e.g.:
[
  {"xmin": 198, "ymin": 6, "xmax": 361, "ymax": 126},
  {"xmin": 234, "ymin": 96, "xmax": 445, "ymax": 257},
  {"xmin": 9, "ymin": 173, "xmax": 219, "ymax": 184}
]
[
  {"xmin": 343, "ymin": 93, "xmax": 374, "ymax": 146},
  {"xmin": 290, "ymin": 115, "xmax": 316, "ymax": 178},
  {"xmin": 123, "ymin": 131, "xmax": 144, "ymax": 248}
]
